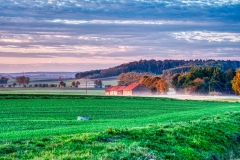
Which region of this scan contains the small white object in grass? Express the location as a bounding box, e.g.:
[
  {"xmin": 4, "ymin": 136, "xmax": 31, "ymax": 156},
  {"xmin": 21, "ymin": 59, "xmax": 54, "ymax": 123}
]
[{"xmin": 77, "ymin": 116, "xmax": 90, "ymax": 120}]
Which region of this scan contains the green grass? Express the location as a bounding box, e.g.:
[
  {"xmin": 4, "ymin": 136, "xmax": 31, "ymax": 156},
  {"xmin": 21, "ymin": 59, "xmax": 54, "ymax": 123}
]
[
  {"xmin": 0, "ymin": 94, "xmax": 240, "ymax": 142},
  {"xmin": 1, "ymin": 111, "xmax": 239, "ymax": 159}
]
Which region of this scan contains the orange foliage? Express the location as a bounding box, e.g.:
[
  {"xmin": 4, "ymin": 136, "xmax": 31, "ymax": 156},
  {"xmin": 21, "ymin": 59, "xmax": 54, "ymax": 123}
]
[{"xmin": 232, "ymin": 70, "xmax": 240, "ymax": 95}]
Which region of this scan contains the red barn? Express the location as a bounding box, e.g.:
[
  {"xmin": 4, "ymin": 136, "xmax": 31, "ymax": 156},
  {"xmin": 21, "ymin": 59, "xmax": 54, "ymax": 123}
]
[
  {"xmin": 105, "ymin": 86, "xmax": 126, "ymax": 95},
  {"xmin": 123, "ymin": 83, "xmax": 150, "ymax": 95},
  {"xmin": 105, "ymin": 86, "xmax": 115, "ymax": 95}
]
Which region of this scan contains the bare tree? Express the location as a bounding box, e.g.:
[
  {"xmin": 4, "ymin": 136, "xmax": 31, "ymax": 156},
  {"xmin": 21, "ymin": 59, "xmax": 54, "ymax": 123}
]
[{"xmin": 118, "ymin": 72, "xmax": 151, "ymax": 86}]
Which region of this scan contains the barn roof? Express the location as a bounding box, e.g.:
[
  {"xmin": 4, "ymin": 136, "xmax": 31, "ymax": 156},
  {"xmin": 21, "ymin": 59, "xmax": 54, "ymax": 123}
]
[
  {"xmin": 105, "ymin": 86, "xmax": 115, "ymax": 91},
  {"xmin": 114, "ymin": 86, "xmax": 126, "ymax": 91},
  {"xmin": 105, "ymin": 86, "xmax": 126, "ymax": 91},
  {"xmin": 123, "ymin": 83, "xmax": 145, "ymax": 91}
]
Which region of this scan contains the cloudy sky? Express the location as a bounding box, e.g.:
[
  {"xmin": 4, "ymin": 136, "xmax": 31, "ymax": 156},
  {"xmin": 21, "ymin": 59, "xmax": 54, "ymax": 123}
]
[{"xmin": 0, "ymin": 0, "xmax": 240, "ymax": 73}]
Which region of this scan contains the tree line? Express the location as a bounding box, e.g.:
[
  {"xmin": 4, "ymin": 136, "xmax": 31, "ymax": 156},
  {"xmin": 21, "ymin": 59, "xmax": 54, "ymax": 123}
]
[
  {"xmin": 171, "ymin": 67, "xmax": 237, "ymax": 95},
  {"xmin": 75, "ymin": 59, "xmax": 240, "ymax": 79},
  {"xmin": 4, "ymin": 76, "xmax": 104, "ymax": 89},
  {"xmin": 117, "ymin": 67, "xmax": 240, "ymax": 95}
]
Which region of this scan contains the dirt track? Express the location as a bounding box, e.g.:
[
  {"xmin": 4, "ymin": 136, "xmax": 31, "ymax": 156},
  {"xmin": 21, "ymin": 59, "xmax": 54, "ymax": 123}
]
[{"xmin": 152, "ymin": 95, "xmax": 240, "ymax": 102}]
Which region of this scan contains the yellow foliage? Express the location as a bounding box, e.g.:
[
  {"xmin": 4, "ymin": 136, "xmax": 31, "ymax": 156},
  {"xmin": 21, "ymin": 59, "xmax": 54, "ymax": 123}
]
[
  {"xmin": 156, "ymin": 79, "xmax": 170, "ymax": 94},
  {"xmin": 140, "ymin": 76, "xmax": 169, "ymax": 94},
  {"xmin": 232, "ymin": 70, "xmax": 240, "ymax": 95}
]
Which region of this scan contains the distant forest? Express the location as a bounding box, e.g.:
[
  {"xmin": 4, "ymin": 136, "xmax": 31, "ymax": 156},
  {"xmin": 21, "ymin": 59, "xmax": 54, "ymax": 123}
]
[{"xmin": 75, "ymin": 59, "xmax": 240, "ymax": 79}]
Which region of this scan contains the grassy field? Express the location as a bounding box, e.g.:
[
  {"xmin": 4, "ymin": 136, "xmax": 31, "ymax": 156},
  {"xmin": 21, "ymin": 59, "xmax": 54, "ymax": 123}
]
[
  {"xmin": 1, "ymin": 112, "xmax": 239, "ymax": 159},
  {"xmin": 0, "ymin": 94, "xmax": 239, "ymax": 159},
  {"xmin": 1, "ymin": 94, "xmax": 239, "ymax": 140},
  {"xmin": 0, "ymin": 88, "xmax": 105, "ymax": 95}
]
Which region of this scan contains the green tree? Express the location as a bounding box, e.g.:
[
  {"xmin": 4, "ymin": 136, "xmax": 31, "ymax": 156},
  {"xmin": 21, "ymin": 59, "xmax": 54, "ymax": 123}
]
[
  {"xmin": 226, "ymin": 68, "xmax": 236, "ymax": 81},
  {"xmin": 171, "ymin": 73, "xmax": 180, "ymax": 89},
  {"xmin": 172, "ymin": 67, "xmax": 229, "ymax": 94}
]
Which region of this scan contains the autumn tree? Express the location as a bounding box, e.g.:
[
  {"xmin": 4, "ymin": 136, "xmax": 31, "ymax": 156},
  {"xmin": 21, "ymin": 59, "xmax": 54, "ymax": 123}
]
[
  {"xmin": 232, "ymin": 70, "xmax": 240, "ymax": 95},
  {"xmin": 76, "ymin": 81, "xmax": 80, "ymax": 87},
  {"xmin": 140, "ymin": 76, "xmax": 160, "ymax": 89},
  {"xmin": 156, "ymin": 79, "xmax": 169, "ymax": 94},
  {"xmin": 71, "ymin": 81, "xmax": 76, "ymax": 87},
  {"xmin": 140, "ymin": 76, "xmax": 169, "ymax": 94},
  {"xmin": 15, "ymin": 76, "xmax": 30, "ymax": 87},
  {"xmin": 94, "ymin": 80, "xmax": 103, "ymax": 87},
  {"xmin": 59, "ymin": 81, "xmax": 66, "ymax": 88}
]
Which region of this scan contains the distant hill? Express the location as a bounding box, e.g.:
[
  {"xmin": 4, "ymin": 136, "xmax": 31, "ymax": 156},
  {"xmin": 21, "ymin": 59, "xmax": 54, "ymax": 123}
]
[
  {"xmin": 75, "ymin": 59, "xmax": 240, "ymax": 79},
  {"xmin": 1, "ymin": 72, "xmax": 76, "ymax": 79}
]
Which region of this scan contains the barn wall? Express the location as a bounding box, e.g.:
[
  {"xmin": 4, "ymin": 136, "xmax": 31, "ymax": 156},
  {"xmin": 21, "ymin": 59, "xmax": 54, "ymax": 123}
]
[
  {"xmin": 123, "ymin": 90, "xmax": 132, "ymax": 95},
  {"xmin": 117, "ymin": 91, "xmax": 123, "ymax": 95},
  {"xmin": 132, "ymin": 86, "xmax": 150, "ymax": 95},
  {"xmin": 110, "ymin": 91, "xmax": 114, "ymax": 95},
  {"xmin": 105, "ymin": 91, "xmax": 110, "ymax": 95}
]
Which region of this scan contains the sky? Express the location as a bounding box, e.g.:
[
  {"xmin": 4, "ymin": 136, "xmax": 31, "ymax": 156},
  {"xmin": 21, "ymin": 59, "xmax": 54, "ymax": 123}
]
[{"xmin": 0, "ymin": 0, "xmax": 240, "ymax": 73}]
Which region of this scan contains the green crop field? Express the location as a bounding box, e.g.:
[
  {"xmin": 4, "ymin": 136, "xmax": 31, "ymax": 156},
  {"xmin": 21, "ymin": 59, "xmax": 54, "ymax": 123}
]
[
  {"xmin": 1, "ymin": 94, "xmax": 239, "ymax": 140},
  {"xmin": 0, "ymin": 94, "xmax": 240, "ymax": 159}
]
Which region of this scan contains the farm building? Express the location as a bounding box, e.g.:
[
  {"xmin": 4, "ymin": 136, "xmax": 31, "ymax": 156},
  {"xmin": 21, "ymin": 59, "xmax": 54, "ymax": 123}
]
[
  {"xmin": 106, "ymin": 83, "xmax": 150, "ymax": 96},
  {"xmin": 105, "ymin": 86, "xmax": 126, "ymax": 95},
  {"xmin": 123, "ymin": 83, "xmax": 150, "ymax": 95}
]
